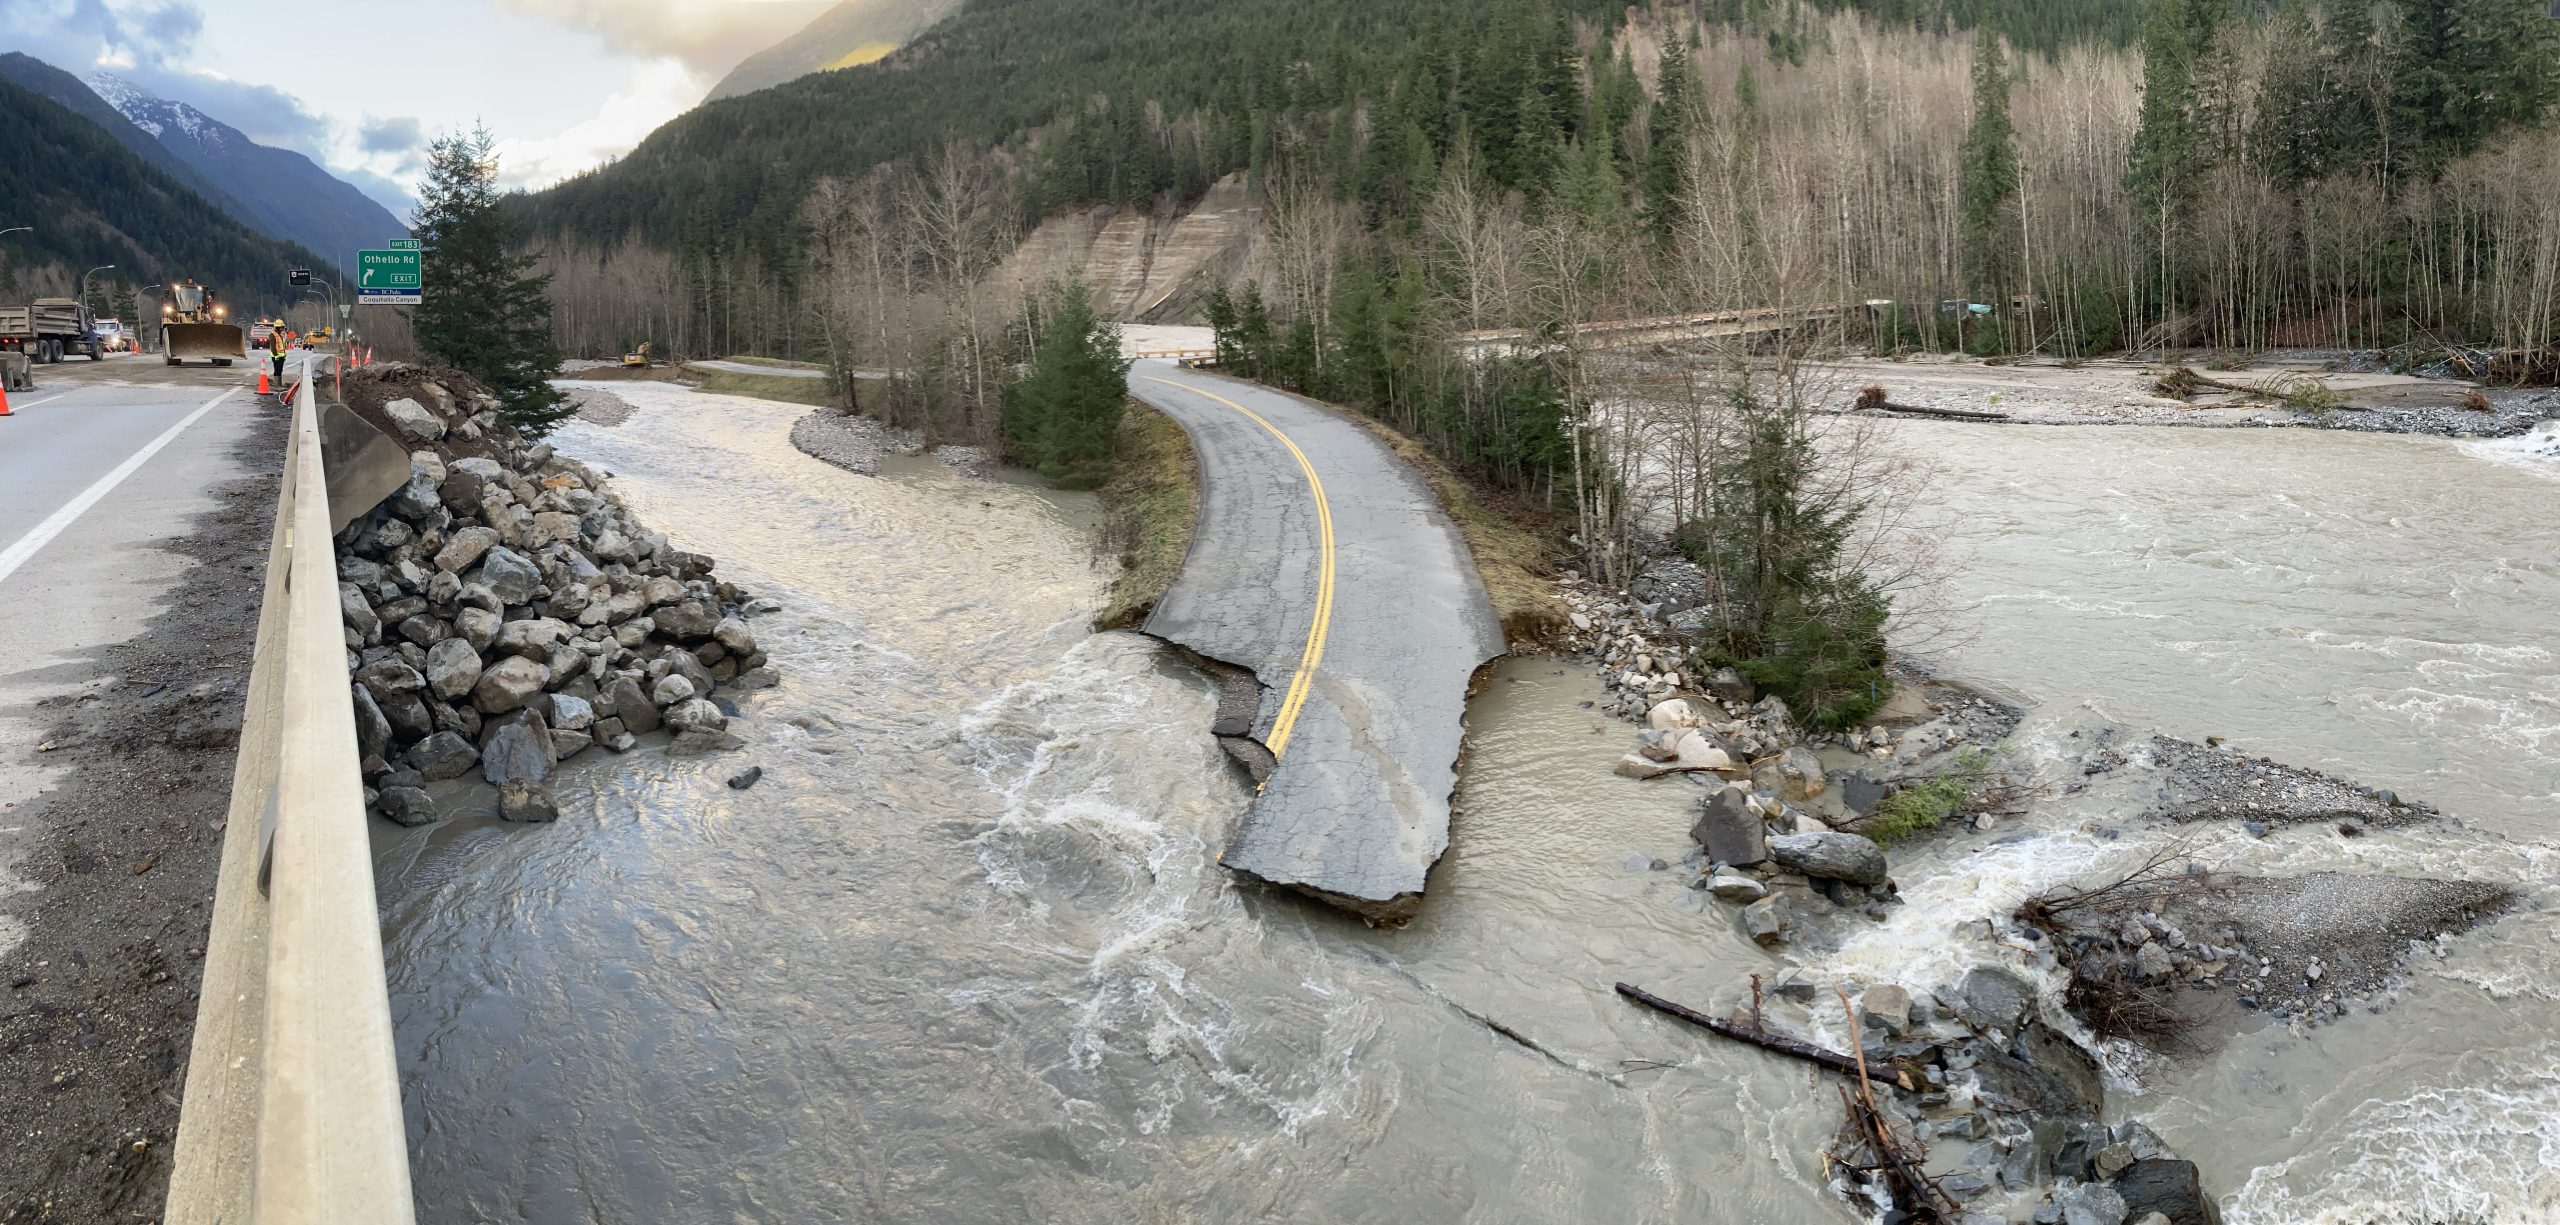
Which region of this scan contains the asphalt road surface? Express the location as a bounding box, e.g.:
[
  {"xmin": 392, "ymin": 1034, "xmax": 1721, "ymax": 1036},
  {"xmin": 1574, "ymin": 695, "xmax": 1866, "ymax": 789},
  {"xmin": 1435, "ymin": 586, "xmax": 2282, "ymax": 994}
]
[
  {"xmin": 1129, "ymin": 364, "xmax": 1503, "ymax": 920},
  {"xmin": 0, "ymin": 353, "xmax": 279, "ymax": 929}
]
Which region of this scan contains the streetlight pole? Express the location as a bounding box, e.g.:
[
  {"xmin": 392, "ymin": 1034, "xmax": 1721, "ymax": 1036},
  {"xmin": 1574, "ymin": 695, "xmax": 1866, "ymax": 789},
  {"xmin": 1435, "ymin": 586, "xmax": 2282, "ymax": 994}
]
[
  {"xmin": 80, "ymin": 264, "xmax": 116, "ymax": 314},
  {"xmin": 0, "ymin": 227, "xmax": 30, "ymax": 239}
]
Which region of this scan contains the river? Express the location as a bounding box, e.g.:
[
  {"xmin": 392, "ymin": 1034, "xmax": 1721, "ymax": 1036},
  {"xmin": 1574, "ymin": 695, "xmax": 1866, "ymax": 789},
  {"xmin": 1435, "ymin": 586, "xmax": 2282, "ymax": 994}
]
[{"xmin": 378, "ymin": 386, "xmax": 2558, "ymax": 1223}]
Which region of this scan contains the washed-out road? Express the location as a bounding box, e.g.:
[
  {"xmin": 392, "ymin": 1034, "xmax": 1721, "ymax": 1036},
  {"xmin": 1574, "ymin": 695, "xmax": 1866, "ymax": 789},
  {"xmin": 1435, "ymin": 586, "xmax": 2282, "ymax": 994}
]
[{"xmin": 1128, "ymin": 363, "xmax": 1503, "ymax": 920}]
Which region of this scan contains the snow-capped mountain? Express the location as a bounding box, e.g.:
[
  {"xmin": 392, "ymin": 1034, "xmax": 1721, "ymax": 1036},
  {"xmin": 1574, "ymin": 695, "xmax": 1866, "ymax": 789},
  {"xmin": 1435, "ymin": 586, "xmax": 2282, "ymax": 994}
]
[{"xmin": 87, "ymin": 71, "xmax": 405, "ymax": 263}]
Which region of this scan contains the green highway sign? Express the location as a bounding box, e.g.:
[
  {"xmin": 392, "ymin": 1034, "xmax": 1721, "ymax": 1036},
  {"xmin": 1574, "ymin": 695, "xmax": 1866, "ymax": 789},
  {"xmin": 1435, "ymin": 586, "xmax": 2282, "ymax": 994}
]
[
  {"xmin": 359, "ymin": 247, "xmax": 422, "ymax": 304},
  {"xmin": 389, "ymin": 238, "xmax": 421, "ymax": 250}
]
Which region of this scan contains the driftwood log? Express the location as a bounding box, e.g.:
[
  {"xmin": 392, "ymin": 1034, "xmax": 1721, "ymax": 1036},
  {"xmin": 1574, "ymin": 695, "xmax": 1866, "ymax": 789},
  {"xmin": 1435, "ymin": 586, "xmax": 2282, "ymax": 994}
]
[
  {"xmin": 1881, "ymin": 402, "xmax": 2009, "ymax": 421},
  {"xmin": 1613, "ymin": 982, "xmax": 1914, "ymax": 1090},
  {"xmin": 1852, "ymin": 383, "xmax": 2009, "ymax": 421}
]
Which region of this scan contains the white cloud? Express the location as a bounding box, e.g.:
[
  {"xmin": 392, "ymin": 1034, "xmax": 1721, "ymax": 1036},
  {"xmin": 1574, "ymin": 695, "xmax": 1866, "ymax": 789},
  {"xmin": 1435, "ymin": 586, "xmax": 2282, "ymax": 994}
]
[
  {"xmin": 489, "ymin": 57, "xmax": 703, "ymax": 189},
  {"xmin": 489, "ymin": 0, "xmax": 828, "ymax": 74}
]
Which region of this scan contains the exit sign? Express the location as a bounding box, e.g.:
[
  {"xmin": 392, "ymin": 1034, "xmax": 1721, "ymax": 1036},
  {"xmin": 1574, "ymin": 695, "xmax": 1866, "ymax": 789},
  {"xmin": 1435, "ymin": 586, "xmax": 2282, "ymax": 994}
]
[{"xmin": 358, "ymin": 247, "xmax": 422, "ymax": 305}]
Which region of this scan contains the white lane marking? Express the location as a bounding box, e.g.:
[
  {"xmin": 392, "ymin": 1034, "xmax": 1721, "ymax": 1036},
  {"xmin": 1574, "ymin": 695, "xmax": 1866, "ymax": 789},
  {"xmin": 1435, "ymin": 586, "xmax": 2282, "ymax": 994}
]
[
  {"xmin": 0, "ymin": 387, "xmax": 239, "ymax": 589},
  {"xmin": 7, "ymin": 393, "xmax": 76, "ymax": 412}
]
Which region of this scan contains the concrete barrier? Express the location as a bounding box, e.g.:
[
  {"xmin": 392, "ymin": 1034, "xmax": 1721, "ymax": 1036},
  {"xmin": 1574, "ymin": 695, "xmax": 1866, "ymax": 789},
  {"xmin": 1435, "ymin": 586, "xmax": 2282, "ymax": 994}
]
[{"xmin": 166, "ymin": 362, "xmax": 416, "ymax": 1223}]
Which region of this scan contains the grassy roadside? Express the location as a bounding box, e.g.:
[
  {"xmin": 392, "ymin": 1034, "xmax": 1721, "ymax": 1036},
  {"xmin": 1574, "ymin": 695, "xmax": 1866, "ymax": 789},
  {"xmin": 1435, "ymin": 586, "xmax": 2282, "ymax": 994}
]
[
  {"xmin": 680, "ymin": 362, "xmax": 838, "ymax": 408},
  {"xmin": 714, "ymin": 354, "xmax": 827, "ymax": 371},
  {"xmin": 1094, "ymin": 399, "xmax": 1201, "ymax": 630},
  {"xmin": 1337, "ymin": 411, "xmax": 1570, "ymax": 651}
]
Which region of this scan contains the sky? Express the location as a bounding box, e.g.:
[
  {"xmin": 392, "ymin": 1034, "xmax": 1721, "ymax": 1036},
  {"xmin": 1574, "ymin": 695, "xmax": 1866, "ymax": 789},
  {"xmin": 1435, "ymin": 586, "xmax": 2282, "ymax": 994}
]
[{"xmin": 0, "ymin": 0, "xmax": 832, "ymax": 211}]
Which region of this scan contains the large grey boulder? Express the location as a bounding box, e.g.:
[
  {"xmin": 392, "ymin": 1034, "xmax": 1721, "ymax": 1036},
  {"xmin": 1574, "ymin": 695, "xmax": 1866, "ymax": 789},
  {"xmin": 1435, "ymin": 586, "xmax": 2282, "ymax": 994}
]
[
  {"xmin": 434, "ymin": 526, "xmax": 499, "ymax": 573},
  {"xmin": 339, "ymin": 583, "xmax": 381, "ymax": 644},
  {"xmin": 480, "ymin": 714, "xmax": 555, "ymax": 786},
  {"xmin": 1690, "ymin": 787, "xmax": 1767, "ymax": 867},
  {"xmin": 377, "ymin": 786, "xmax": 437, "ymax": 827},
  {"xmin": 350, "ymin": 685, "xmax": 392, "ymax": 762},
  {"xmin": 1741, "ymin": 896, "xmax": 1788, "ymax": 945},
  {"xmin": 1951, "ymin": 966, "xmax": 2034, "ymax": 1031},
  {"xmin": 547, "ymin": 693, "xmax": 596, "ymax": 731},
  {"xmin": 353, "ymin": 659, "xmax": 425, "ymax": 699},
  {"xmin": 424, "ymin": 638, "xmax": 483, "ymax": 701},
  {"xmin": 377, "ymin": 691, "xmax": 433, "ymax": 741},
  {"xmin": 525, "ymin": 510, "xmax": 579, "ymax": 550},
  {"xmin": 1777, "ymin": 746, "xmax": 1827, "ymax": 801},
  {"xmin": 2056, "ymin": 1182, "xmax": 2128, "ymax": 1225},
  {"xmin": 612, "ymin": 679, "xmax": 662, "ymax": 734},
  {"xmin": 1705, "ymin": 871, "xmax": 1766, "ymax": 902},
  {"xmin": 654, "ymin": 599, "xmax": 720, "ymax": 642},
  {"xmin": 663, "ymin": 698, "xmax": 727, "ymax": 734},
  {"xmin": 1766, "ymin": 831, "xmax": 1890, "ymax": 887},
  {"xmin": 651, "ymin": 673, "xmax": 697, "ymax": 708},
  {"xmin": 388, "ymin": 471, "xmax": 441, "ymax": 520},
  {"xmin": 383, "ymin": 397, "xmax": 446, "ymax": 442},
  {"xmin": 494, "ymin": 616, "xmax": 574, "ymax": 660},
  {"xmin": 474, "ymin": 546, "xmax": 542, "ymax": 606},
  {"xmin": 2112, "ymin": 1160, "xmax": 2221, "ymax": 1225},
  {"xmin": 407, "ymin": 731, "xmax": 480, "ymax": 782},
  {"xmin": 471, "ymin": 655, "xmax": 548, "ymax": 714},
  {"xmin": 711, "ymin": 616, "xmax": 758, "ymax": 657},
  {"xmin": 455, "ymin": 606, "xmax": 502, "ymax": 653}
]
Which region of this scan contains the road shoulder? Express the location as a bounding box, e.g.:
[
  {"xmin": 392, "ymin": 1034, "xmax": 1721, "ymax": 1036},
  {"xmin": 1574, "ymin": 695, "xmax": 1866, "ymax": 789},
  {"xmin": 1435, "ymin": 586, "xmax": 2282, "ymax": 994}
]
[{"xmin": 0, "ymin": 394, "xmax": 285, "ymax": 1224}]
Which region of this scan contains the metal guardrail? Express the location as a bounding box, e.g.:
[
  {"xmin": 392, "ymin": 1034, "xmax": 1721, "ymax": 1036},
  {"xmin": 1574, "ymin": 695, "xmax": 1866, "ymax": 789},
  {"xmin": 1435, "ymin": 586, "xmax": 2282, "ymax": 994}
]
[{"xmin": 166, "ymin": 358, "xmax": 416, "ymax": 1223}]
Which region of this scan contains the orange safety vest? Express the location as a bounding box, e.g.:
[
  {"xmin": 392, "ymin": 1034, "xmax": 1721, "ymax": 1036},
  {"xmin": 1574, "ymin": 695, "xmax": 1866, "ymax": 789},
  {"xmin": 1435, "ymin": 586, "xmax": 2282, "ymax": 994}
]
[{"xmin": 269, "ymin": 332, "xmax": 285, "ymax": 356}]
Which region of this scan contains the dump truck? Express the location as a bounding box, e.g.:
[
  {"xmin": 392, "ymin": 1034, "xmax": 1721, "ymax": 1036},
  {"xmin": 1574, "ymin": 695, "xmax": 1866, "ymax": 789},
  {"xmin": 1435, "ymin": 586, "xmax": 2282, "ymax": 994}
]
[
  {"xmin": 0, "ymin": 297, "xmax": 104, "ymax": 363},
  {"xmin": 161, "ymin": 280, "xmax": 242, "ymax": 366}
]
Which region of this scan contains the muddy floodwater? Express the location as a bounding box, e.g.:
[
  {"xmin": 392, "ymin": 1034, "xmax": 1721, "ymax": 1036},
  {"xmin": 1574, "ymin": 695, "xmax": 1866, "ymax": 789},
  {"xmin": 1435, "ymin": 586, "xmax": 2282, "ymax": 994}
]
[{"xmin": 380, "ymin": 386, "xmax": 2559, "ymax": 1223}]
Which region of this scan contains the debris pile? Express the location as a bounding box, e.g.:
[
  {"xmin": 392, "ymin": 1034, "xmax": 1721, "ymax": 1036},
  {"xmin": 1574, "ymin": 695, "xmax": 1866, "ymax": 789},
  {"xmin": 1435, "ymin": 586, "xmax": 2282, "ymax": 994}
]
[{"xmin": 335, "ymin": 366, "xmax": 775, "ymax": 826}]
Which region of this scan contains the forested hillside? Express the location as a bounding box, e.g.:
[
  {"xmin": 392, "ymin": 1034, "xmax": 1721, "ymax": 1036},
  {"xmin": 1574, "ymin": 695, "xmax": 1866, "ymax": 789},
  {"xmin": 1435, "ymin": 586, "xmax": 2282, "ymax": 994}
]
[
  {"xmin": 0, "ymin": 53, "xmax": 252, "ymax": 226},
  {"xmin": 0, "ymin": 75, "xmax": 335, "ymax": 315},
  {"xmin": 521, "ymin": 0, "xmax": 2557, "ymax": 515}
]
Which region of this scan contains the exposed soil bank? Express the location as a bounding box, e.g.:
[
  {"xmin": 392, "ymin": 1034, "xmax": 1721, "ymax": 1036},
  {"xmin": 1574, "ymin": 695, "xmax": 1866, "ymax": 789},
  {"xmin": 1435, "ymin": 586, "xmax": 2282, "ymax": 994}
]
[
  {"xmin": 0, "ymin": 395, "xmax": 286, "ymax": 1225},
  {"xmin": 1092, "ymin": 400, "xmax": 1198, "ymax": 631}
]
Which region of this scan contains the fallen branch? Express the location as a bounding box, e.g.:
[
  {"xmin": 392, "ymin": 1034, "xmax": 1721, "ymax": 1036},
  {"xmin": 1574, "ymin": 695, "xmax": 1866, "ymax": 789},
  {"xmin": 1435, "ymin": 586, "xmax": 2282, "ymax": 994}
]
[
  {"xmin": 1835, "ymin": 985, "xmax": 1954, "ymax": 1220},
  {"xmin": 1614, "ymin": 983, "xmax": 1913, "ymax": 1090},
  {"xmin": 1852, "ymin": 383, "xmax": 2010, "ymax": 421},
  {"xmin": 1881, "ymin": 402, "xmax": 2010, "ymax": 421}
]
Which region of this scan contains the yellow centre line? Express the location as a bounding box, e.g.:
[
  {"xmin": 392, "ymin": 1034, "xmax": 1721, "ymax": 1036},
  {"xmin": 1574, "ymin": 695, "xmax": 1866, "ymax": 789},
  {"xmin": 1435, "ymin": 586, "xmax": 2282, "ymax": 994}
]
[{"xmin": 1142, "ymin": 375, "xmax": 1335, "ymax": 758}]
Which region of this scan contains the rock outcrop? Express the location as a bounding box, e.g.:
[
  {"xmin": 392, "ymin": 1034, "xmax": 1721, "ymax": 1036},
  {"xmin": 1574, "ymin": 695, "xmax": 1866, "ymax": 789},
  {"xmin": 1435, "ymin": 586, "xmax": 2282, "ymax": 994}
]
[{"xmin": 336, "ymin": 366, "xmax": 774, "ymax": 827}]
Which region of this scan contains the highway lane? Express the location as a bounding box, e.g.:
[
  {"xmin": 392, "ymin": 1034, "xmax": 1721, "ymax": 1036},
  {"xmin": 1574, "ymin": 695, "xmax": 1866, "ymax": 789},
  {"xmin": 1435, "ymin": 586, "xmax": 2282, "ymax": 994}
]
[
  {"xmin": 0, "ymin": 354, "xmax": 277, "ymax": 953},
  {"xmin": 1129, "ymin": 363, "xmax": 1504, "ymax": 921}
]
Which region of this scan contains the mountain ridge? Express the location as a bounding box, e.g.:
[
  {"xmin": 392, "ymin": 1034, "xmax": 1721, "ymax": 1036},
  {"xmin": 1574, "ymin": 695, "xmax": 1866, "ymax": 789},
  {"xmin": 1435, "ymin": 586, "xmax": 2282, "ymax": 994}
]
[
  {"xmin": 0, "ymin": 73, "xmax": 336, "ymax": 315},
  {"xmin": 87, "ymin": 71, "xmax": 409, "ymax": 263},
  {"xmin": 705, "ymin": 0, "xmax": 967, "ymax": 101}
]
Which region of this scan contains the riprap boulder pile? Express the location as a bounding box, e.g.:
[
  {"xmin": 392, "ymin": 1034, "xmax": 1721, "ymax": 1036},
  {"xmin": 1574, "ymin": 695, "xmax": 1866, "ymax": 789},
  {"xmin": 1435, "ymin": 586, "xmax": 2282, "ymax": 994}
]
[{"xmin": 335, "ymin": 366, "xmax": 776, "ymax": 827}]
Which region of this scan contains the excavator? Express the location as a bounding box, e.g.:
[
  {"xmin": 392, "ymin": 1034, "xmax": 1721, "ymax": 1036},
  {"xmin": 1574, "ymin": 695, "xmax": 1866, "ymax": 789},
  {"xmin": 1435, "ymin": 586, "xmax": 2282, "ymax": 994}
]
[
  {"xmin": 162, "ymin": 279, "xmax": 244, "ymax": 366},
  {"xmin": 621, "ymin": 341, "xmax": 654, "ymax": 368}
]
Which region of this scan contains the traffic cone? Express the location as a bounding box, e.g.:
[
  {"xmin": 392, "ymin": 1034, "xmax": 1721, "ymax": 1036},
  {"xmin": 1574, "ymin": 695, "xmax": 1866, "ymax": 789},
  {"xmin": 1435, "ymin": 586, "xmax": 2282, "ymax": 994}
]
[
  {"xmin": 0, "ymin": 380, "xmax": 13, "ymax": 418},
  {"xmin": 257, "ymin": 367, "xmax": 271, "ymax": 395}
]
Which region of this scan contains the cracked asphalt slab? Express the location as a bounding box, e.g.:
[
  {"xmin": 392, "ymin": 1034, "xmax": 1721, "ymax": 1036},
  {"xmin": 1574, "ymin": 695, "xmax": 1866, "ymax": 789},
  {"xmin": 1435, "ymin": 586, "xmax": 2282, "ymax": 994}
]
[{"xmin": 1129, "ymin": 364, "xmax": 1504, "ymax": 921}]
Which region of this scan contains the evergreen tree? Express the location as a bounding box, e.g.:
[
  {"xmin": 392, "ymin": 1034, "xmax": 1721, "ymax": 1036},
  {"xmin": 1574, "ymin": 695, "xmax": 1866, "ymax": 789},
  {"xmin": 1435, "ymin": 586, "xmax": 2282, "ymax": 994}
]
[
  {"xmin": 111, "ymin": 279, "xmax": 138, "ymax": 333},
  {"xmin": 2125, "ymin": 0, "xmax": 2226, "ymax": 315},
  {"xmin": 2251, "ymin": 0, "xmax": 2341, "ymax": 189},
  {"xmin": 1003, "ymin": 278, "xmax": 1131, "ymax": 488},
  {"xmin": 1683, "ymin": 384, "xmax": 1888, "ymax": 730},
  {"xmin": 412, "ymin": 125, "xmax": 569, "ymax": 435},
  {"xmin": 2391, "ymin": 0, "xmax": 2560, "ymax": 177},
  {"xmin": 1642, "ymin": 35, "xmax": 1701, "ymax": 240},
  {"xmin": 1958, "ymin": 28, "xmax": 2020, "ymax": 298}
]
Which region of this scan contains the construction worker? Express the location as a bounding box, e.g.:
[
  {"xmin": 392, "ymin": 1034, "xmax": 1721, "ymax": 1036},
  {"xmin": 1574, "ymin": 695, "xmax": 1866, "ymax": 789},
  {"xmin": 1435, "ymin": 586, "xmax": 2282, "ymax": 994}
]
[{"xmin": 267, "ymin": 324, "xmax": 288, "ymax": 389}]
